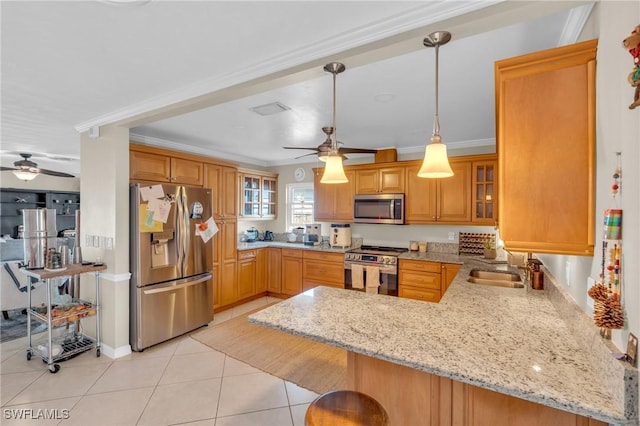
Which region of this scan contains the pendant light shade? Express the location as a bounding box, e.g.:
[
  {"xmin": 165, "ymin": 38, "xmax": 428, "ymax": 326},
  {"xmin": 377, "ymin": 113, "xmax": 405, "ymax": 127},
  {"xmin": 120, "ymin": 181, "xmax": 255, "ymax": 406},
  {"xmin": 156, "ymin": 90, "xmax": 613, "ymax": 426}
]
[
  {"xmin": 418, "ymin": 135, "xmax": 453, "ymax": 178},
  {"xmin": 12, "ymin": 170, "xmax": 38, "ymax": 181},
  {"xmin": 321, "ymin": 155, "xmax": 348, "ymax": 183},
  {"xmin": 418, "ymin": 31, "xmax": 454, "ymax": 179},
  {"xmin": 320, "ymin": 62, "xmax": 349, "ymax": 184}
]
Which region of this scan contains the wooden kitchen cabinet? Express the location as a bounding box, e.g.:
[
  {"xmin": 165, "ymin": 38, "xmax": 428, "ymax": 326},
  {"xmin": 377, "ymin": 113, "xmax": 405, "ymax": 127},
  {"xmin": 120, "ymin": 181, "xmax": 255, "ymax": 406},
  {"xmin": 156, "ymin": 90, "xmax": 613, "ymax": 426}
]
[
  {"xmin": 266, "ymin": 248, "xmax": 282, "ymax": 294},
  {"xmin": 204, "ymin": 163, "xmax": 239, "ymax": 310},
  {"xmin": 313, "ymin": 168, "xmax": 356, "ymax": 222},
  {"xmin": 130, "ymin": 149, "xmax": 204, "ymax": 186},
  {"xmin": 238, "ymin": 170, "xmax": 278, "ymax": 219},
  {"xmin": 405, "ymin": 159, "xmax": 472, "ymax": 224},
  {"xmin": 399, "ymin": 259, "xmax": 443, "ymax": 303},
  {"xmin": 302, "ymin": 251, "xmax": 345, "ymax": 291},
  {"xmin": 207, "ymin": 164, "xmax": 238, "ymax": 220},
  {"xmin": 255, "ymin": 248, "xmax": 267, "ymax": 294},
  {"xmin": 355, "ymin": 166, "xmax": 405, "ymax": 194},
  {"xmin": 496, "ymin": 39, "xmax": 596, "ymax": 255},
  {"xmin": 281, "ymin": 249, "xmax": 303, "ymax": 296},
  {"xmin": 442, "ymin": 263, "xmax": 461, "ymax": 292},
  {"xmin": 471, "ymin": 156, "xmax": 497, "ymax": 224},
  {"xmin": 237, "ymin": 250, "xmax": 257, "ymax": 299},
  {"xmin": 348, "ymin": 351, "xmax": 608, "ymax": 426}
]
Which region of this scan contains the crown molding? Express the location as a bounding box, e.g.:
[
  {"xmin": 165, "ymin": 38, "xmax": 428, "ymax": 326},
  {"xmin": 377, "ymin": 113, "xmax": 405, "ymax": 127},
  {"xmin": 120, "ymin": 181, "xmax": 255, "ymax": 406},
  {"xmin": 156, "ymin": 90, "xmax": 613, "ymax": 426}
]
[
  {"xmin": 131, "ymin": 131, "xmax": 495, "ymax": 168},
  {"xmin": 129, "ymin": 133, "xmax": 269, "ymax": 167},
  {"xmin": 558, "ymin": 3, "xmax": 595, "ymax": 46},
  {"xmin": 76, "ymin": 1, "xmax": 500, "ymax": 133}
]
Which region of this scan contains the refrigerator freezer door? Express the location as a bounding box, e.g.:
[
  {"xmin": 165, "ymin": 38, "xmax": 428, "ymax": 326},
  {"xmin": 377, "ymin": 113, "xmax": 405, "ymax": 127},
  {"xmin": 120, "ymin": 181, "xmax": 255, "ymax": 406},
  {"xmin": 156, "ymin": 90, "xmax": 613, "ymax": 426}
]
[
  {"xmin": 130, "ymin": 272, "xmax": 213, "ymax": 351},
  {"xmin": 130, "ymin": 184, "xmax": 181, "ymax": 287},
  {"xmin": 181, "ymin": 186, "xmax": 212, "ymax": 278}
]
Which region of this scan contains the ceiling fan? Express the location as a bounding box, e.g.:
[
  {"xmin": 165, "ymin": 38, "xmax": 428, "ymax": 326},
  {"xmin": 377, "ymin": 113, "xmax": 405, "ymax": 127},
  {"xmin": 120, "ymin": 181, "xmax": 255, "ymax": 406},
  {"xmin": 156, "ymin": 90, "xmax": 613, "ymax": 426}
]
[
  {"xmin": 1, "ymin": 153, "xmax": 75, "ymax": 181},
  {"xmin": 283, "ymin": 62, "xmax": 378, "ymax": 162},
  {"xmin": 285, "ymin": 126, "xmax": 377, "ymax": 161}
]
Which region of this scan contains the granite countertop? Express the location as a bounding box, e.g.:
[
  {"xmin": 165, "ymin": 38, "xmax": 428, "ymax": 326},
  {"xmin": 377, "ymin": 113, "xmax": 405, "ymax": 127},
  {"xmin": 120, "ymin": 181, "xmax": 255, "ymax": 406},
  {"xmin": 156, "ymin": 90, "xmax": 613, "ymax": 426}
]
[
  {"xmin": 237, "ymin": 241, "xmax": 351, "ymax": 253},
  {"xmin": 249, "ymin": 258, "xmax": 629, "ymax": 425}
]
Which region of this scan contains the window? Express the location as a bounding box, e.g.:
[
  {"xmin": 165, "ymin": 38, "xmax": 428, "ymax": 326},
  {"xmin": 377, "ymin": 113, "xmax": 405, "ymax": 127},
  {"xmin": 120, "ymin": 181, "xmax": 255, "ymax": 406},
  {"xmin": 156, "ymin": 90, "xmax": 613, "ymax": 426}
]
[{"xmin": 286, "ymin": 183, "xmax": 314, "ymax": 231}]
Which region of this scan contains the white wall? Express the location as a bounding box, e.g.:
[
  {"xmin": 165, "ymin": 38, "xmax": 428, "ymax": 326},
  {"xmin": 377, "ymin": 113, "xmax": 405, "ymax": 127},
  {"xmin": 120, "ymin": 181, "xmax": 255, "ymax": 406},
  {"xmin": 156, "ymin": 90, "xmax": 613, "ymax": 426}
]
[{"xmin": 538, "ymin": 1, "xmax": 640, "ymax": 352}]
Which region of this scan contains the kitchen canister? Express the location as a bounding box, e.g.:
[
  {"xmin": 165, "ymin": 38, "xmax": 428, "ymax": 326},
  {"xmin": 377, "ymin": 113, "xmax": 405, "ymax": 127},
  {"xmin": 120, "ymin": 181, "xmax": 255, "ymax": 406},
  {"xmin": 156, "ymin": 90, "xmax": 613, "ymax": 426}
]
[{"xmin": 603, "ymin": 209, "xmax": 622, "ymax": 240}]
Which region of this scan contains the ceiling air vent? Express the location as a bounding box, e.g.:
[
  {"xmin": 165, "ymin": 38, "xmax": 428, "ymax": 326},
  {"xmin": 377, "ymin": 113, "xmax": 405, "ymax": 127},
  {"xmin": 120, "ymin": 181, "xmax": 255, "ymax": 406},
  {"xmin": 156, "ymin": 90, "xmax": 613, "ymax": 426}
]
[{"xmin": 250, "ymin": 102, "xmax": 290, "ymax": 116}]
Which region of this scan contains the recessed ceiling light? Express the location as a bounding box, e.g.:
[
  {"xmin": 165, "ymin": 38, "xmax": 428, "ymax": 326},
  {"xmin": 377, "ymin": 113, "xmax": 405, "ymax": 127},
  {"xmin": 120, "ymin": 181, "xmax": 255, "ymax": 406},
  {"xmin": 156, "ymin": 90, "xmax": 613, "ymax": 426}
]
[
  {"xmin": 250, "ymin": 102, "xmax": 291, "ymax": 116},
  {"xmin": 374, "ymin": 93, "xmax": 396, "ymax": 103}
]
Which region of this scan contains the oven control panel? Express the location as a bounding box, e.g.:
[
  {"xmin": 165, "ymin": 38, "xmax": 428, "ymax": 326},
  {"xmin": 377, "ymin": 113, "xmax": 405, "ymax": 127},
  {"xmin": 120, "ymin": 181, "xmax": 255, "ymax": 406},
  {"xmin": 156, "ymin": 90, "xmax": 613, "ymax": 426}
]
[{"xmin": 344, "ymin": 253, "xmax": 397, "ymax": 264}]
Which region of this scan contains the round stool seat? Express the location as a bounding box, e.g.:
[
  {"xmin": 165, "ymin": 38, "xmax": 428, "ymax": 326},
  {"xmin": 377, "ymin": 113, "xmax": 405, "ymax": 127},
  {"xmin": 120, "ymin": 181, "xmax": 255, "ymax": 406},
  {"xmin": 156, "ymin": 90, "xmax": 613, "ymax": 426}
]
[{"xmin": 305, "ymin": 390, "xmax": 389, "ymax": 426}]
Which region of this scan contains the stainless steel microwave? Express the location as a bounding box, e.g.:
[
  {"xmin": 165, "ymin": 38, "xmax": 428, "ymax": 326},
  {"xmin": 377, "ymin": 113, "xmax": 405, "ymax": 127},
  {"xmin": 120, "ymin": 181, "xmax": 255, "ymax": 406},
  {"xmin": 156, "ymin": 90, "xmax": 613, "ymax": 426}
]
[{"xmin": 353, "ymin": 193, "xmax": 405, "ymax": 224}]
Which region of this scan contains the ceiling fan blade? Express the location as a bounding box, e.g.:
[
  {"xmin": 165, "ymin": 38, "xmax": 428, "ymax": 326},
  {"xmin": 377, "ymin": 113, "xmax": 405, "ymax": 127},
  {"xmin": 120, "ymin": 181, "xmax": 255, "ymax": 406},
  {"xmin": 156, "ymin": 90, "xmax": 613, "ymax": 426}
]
[
  {"xmin": 283, "ymin": 147, "xmax": 320, "ymax": 151},
  {"xmin": 294, "ymin": 152, "xmax": 319, "ymax": 160},
  {"xmin": 339, "ymin": 147, "xmax": 378, "ymax": 154},
  {"xmin": 0, "ymin": 166, "xmax": 18, "ymax": 172},
  {"xmin": 38, "ymin": 168, "xmax": 75, "ymax": 178}
]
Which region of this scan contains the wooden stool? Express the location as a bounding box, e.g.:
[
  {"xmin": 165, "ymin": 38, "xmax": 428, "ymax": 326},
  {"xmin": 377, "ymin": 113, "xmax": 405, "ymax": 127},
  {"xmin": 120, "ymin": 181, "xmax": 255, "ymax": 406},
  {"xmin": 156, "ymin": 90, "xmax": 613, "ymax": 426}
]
[{"xmin": 305, "ymin": 390, "xmax": 389, "ymax": 426}]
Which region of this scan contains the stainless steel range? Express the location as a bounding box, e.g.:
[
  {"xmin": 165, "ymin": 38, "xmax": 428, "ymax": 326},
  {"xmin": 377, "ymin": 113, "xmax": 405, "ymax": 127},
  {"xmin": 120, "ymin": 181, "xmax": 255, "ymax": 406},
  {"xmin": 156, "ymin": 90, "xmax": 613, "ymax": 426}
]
[{"xmin": 344, "ymin": 245, "xmax": 408, "ymax": 296}]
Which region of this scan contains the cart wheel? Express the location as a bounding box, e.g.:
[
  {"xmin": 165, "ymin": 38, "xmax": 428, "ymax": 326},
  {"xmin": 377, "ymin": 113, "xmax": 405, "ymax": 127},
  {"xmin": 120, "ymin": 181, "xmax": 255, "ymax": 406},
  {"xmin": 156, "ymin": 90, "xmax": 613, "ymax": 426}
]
[
  {"xmin": 49, "ymin": 364, "xmax": 60, "ymax": 374},
  {"xmin": 26, "ymin": 351, "xmax": 32, "ymax": 361},
  {"xmin": 96, "ymin": 348, "xmax": 100, "ymax": 357}
]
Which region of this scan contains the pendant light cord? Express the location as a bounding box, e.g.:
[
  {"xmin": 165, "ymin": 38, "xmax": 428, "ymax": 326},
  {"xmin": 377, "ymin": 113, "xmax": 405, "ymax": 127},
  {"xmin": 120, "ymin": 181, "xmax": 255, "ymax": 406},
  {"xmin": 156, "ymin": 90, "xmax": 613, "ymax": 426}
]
[
  {"xmin": 433, "ymin": 43, "xmax": 440, "ymax": 137},
  {"xmin": 332, "ymin": 72, "xmax": 338, "ymax": 152}
]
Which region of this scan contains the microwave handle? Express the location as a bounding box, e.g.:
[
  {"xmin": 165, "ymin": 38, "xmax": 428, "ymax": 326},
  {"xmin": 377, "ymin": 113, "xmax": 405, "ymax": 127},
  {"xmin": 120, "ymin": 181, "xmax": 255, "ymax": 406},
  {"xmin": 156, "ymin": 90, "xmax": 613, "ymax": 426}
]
[{"xmin": 390, "ymin": 200, "xmax": 394, "ymax": 219}]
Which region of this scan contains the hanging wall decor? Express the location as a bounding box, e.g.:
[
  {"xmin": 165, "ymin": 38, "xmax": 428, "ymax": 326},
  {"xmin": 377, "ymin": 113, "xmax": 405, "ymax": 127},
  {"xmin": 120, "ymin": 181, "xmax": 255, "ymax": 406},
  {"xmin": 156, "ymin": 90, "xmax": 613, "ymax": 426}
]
[
  {"xmin": 588, "ymin": 158, "xmax": 625, "ymax": 339},
  {"xmin": 622, "ymin": 24, "xmax": 640, "ymax": 109}
]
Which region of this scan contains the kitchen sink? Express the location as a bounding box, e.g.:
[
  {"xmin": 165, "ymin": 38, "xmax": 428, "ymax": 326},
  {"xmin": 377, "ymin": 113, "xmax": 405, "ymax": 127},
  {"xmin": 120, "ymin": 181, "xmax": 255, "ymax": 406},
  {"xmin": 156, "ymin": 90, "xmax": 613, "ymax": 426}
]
[{"xmin": 467, "ymin": 269, "xmax": 524, "ymax": 288}]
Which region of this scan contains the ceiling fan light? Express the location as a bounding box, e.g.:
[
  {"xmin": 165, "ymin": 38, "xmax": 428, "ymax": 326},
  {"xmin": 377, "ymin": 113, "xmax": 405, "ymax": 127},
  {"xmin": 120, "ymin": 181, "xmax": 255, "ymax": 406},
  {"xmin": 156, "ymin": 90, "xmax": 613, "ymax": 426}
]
[
  {"xmin": 12, "ymin": 169, "xmax": 38, "ymax": 181},
  {"xmin": 320, "ymin": 155, "xmax": 348, "ymax": 184},
  {"xmin": 417, "ymin": 136, "xmax": 453, "ymax": 178}
]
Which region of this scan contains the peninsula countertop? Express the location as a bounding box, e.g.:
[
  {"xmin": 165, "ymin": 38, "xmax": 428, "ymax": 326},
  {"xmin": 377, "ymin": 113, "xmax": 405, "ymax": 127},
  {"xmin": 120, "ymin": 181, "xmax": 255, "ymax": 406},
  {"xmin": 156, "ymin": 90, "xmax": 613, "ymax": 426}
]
[{"xmin": 248, "ymin": 259, "xmax": 629, "ymax": 425}]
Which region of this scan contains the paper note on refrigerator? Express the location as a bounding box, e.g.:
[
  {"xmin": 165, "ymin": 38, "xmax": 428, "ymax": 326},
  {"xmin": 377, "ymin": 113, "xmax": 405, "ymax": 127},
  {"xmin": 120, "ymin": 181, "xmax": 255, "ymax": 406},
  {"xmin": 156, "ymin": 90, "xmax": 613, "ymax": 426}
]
[
  {"xmin": 195, "ymin": 217, "xmax": 218, "ymax": 243},
  {"xmin": 139, "ymin": 205, "xmax": 163, "ymax": 232},
  {"xmin": 146, "ymin": 198, "xmax": 171, "ymax": 223},
  {"xmin": 139, "ymin": 184, "xmax": 165, "ymax": 201}
]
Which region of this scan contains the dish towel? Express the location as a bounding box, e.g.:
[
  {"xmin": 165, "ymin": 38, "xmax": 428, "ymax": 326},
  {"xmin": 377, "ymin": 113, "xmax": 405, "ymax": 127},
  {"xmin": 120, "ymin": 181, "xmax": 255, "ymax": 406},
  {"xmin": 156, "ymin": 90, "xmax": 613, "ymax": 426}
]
[
  {"xmin": 351, "ymin": 264, "xmax": 364, "ymax": 289},
  {"xmin": 365, "ymin": 265, "xmax": 380, "ymax": 293}
]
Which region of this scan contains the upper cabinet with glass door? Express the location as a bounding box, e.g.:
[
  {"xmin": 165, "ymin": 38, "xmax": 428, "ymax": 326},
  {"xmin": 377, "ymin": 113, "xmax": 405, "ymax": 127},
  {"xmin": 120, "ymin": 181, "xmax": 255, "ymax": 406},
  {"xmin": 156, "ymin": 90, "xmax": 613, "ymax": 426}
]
[
  {"xmin": 239, "ymin": 170, "xmax": 278, "ymax": 219},
  {"xmin": 471, "ymin": 156, "xmax": 497, "ymax": 224}
]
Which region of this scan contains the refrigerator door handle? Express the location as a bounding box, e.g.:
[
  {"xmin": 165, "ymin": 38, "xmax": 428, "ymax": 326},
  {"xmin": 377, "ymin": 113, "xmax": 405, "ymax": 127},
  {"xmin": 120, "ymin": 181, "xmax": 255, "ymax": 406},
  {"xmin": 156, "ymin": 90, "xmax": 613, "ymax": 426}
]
[
  {"xmin": 182, "ymin": 189, "xmax": 190, "ymax": 274},
  {"xmin": 142, "ymin": 273, "xmax": 212, "ymax": 295},
  {"xmin": 175, "ymin": 187, "xmax": 185, "ymax": 276}
]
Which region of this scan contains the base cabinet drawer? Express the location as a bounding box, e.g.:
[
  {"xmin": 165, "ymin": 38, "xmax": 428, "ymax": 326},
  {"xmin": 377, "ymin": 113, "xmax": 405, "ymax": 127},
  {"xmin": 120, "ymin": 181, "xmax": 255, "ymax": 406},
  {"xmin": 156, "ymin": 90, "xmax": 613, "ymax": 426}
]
[
  {"xmin": 400, "ymin": 259, "xmax": 441, "ymax": 273},
  {"xmin": 399, "ymin": 270, "xmax": 441, "ymax": 290},
  {"xmin": 399, "ymin": 286, "xmax": 441, "ymax": 303},
  {"xmin": 303, "ymin": 261, "xmax": 344, "ymax": 285}
]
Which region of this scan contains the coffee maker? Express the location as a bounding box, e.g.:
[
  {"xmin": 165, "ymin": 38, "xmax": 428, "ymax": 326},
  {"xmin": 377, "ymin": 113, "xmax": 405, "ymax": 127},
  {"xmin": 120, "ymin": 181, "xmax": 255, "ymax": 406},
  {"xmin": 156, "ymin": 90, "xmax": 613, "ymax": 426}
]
[
  {"xmin": 330, "ymin": 223, "xmax": 351, "ymax": 248},
  {"xmin": 303, "ymin": 223, "xmax": 321, "ymax": 246}
]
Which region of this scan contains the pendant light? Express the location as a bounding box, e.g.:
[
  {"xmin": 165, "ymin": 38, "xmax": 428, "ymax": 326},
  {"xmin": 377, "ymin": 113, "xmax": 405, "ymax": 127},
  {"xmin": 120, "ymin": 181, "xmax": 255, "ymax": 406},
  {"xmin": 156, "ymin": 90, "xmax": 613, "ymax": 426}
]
[
  {"xmin": 320, "ymin": 62, "xmax": 349, "ymax": 184},
  {"xmin": 418, "ymin": 31, "xmax": 454, "ymax": 178}
]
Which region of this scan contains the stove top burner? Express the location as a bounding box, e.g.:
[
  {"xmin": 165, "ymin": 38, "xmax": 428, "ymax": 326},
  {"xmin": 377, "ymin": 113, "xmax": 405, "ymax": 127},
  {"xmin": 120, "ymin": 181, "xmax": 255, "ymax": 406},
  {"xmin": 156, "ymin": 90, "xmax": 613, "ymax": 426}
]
[{"xmin": 349, "ymin": 245, "xmax": 408, "ymax": 255}]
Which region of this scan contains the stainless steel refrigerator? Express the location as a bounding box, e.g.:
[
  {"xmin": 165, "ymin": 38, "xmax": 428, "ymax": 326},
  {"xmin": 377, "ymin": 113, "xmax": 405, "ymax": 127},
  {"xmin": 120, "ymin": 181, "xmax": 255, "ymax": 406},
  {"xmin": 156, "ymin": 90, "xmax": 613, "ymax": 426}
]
[{"xmin": 130, "ymin": 183, "xmax": 213, "ymax": 351}]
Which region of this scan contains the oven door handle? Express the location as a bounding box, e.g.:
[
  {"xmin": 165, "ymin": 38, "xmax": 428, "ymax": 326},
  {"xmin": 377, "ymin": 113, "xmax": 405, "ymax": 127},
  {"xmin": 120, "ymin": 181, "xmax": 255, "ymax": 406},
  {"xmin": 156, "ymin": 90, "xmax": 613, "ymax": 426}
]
[{"xmin": 344, "ymin": 263, "xmax": 397, "ymax": 274}]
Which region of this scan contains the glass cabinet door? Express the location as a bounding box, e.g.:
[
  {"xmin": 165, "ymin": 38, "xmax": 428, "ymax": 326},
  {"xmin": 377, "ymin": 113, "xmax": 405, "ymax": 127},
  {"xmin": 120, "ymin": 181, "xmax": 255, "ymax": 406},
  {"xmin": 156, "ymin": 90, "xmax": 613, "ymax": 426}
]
[
  {"xmin": 261, "ymin": 177, "xmax": 277, "ymax": 218},
  {"xmin": 240, "ymin": 174, "xmax": 278, "ymax": 219},
  {"xmin": 243, "ymin": 175, "xmax": 261, "ymax": 217},
  {"xmin": 472, "ymin": 161, "xmax": 496, "ymax": 223}
]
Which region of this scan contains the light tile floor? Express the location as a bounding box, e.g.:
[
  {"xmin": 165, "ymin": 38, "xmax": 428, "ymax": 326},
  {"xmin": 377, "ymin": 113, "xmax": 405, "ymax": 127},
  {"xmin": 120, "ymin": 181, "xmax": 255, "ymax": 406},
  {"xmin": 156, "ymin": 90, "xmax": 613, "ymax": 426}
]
[{"xmin": 0, "ymin": 297, "xmax": 319, "ymax": 425}]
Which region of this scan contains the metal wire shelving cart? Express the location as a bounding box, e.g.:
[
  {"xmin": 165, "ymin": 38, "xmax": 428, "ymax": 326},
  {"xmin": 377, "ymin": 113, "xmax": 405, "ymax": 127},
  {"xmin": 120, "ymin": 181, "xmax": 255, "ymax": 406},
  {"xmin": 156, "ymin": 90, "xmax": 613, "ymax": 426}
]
[{"xmin": 21, "ymin": 263, "xmax": 106, "ymax": 373}]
